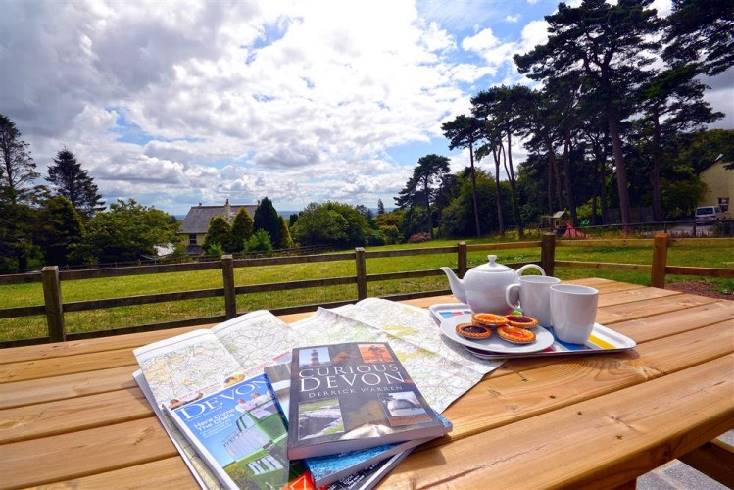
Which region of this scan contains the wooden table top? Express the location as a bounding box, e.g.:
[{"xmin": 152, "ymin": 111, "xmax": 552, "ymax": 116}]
[{"xmin": 0, "ymin": 277, "xmax": 732, "ymax": 489}]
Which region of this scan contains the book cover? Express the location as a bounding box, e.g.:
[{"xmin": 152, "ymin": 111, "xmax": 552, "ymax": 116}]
[
  {"xmin": 266, "ymin": 362, "xmax": 452, "ymax": 487},
  {"xmin": 287, "ymin": 342, "xmax": 446, "ymax": 460},
  {"xmin": 169, "ymin": 373, "xmax": 315, "ymax": 490}
]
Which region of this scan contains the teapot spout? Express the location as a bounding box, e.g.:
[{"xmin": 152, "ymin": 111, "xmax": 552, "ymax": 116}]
[{"xmin": 441, "ymin": 267, "xmax": 466, "ymax": 304}]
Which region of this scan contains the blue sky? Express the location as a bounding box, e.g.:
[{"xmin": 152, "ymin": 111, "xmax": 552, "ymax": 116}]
[{"xmin": 1, "ymin": 0, "xmax": 731, "ymax": 214}]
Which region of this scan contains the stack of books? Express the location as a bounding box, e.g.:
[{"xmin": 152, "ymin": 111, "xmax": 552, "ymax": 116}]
[{"xmin": 166, "ymin": 342, "xmax": 451, "ymax": 489}]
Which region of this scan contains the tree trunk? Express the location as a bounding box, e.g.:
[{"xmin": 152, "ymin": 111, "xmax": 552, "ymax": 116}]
[
  {"xmin": 600, "ymin": 160, "xmax": 609, "ymax": 225},
  {"xmin": 547, "ymin": 160, "xmax": 554, "ymax": 215},
  {"xmin": 506, "ymin": 132, "xmax": 524, "ymax": 238},
  {"xmin": 546, "ymin": 138, "xmax": 563, "ymax": 212},
  {"xmin": 561, "ymin": 130, "xmax": 577, "ymax": 226},
  {"xmin": 492, "ymin": 147, "xmax": 505, "ymax": 235},
  {"xmin": 591, "ymin": 161, "xmax": 598, "ymax": 225},
  {"xmin": 650, "ymin": 112, "xmax": 664, "ymax": 221},
  {"xmin": 607, "ymin": 111, "xmax": 631, "ymax": 229},
  {"xmin": 468, "ymin": 141, "xmax": 481, "ymax": 237},
  {"xmin": 423, "ymin": 176, "xmax": 433, "ymax": 238}
]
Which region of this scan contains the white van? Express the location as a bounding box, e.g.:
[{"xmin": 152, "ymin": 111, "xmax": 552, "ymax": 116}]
[{"xmin": 695, "ymin": 206, "xmax": 725, "ymax": 222}]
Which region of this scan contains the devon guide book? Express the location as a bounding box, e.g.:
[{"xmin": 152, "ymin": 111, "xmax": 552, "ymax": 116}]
[
  {"xmin": 287, "ymin": 342, "xmax": 447, "ymax": 460},
  {"xmin": 168, "ymin": 373, "xmax": 314, "ymax": 490}
]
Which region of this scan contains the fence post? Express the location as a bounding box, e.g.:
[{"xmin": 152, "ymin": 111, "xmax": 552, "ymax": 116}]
[
  {"xmin": 651, "ymin": 232, "xmax": 669, "ymax": 288},
  {"xmin": 458, "ymin": 241, "xmax": 467, "ymax": 278},
  {"xmin": 541, "ymin": 233, "xmax": 556, "ymax": 276},
  {"xmin": 355, "ymin": 247, "xmax": 367, "ymax": 300},
  {"xmin": 42, "ymin": 266, "xmax": 66, "ymax": 342},
  {"xmin": 221, "ymin": 255, "xmax": 237, "ymax": 319}
]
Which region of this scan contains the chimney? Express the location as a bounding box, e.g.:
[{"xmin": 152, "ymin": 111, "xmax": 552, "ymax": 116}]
[{"xmin": 224, "ymin": 198, "xmax": 231, "ymax": 219}]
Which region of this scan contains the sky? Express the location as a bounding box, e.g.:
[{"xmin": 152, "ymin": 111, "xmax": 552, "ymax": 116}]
[{"xmin": 2, "ymin": 0, "xmax": 732, "ymax": 215}]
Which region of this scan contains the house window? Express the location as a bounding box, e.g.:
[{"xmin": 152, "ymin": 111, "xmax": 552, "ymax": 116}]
[{"xmin": 188, "ymin": 234, "xmax": 197, "ymax": 245}]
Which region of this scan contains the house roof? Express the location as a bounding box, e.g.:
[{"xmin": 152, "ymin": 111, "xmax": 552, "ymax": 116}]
[{"xmin": 180, "ymin": 204, "xmax": 257, "ymax": 234}]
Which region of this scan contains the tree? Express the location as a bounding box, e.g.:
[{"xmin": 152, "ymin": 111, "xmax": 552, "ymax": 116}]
[
  {"xmin": 664, "ymin": 0, "xmax": 734, "ymax": 76},
  {"xmin": 475, "ymin": 126, "xmax": 507, "ymax": 235},
  {"xmin": 253, "ymin": 197, "xmax": 282, "ymax": 248},
  {"xmin": 395, "ymin": 155, "xmax": 450, "ymax": 238},
  {"xmin": 0, "ymin": 114, "xmax": 42, "ymax": 205},
  {"xmin": 46, "ymin": 149, "xmax": 104, "ymax": 218},
  {"xmin": 442, "ymin": 115, "xmax": 483, "ymax": 237},
  {"xmin": 0, "ymin": 195, "xmax": 37, "ymax": 272},
  {"xmin": 377, "ymin": 199, "xmax": 385, "ymax": 215},
  {"xmin": 516, "ymin": 0, "xmax": 662, "ymax": 227},
  {"xmin": 637, "ymin": 65, "xmax": 723, "ymax": 219},
  {"xmin": 230, "ymin": 208, "xmax": 254, "ymax": 252},
  {"xmin": 203, "ymin": 216, "xmax": 233, "ymax": 253},
  {"xmin": 77, "ymin": 199, "xmax": 178, "ymax": 264},
  {"xmin": 278, "ymin": 216, "xmax": 293, "ymax": 248},
  {"xmin": 292, "ymin": 201, "xmax": 370, "ymax": 248},
  {"xmin": 246, "ymin": 229, "xmax": 273, "ymax": 252},
  {"xmin": 35, "ymin": 196, "xmax": 84, "ymax": 266}
]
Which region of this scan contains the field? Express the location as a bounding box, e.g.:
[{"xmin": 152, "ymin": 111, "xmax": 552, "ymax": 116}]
[{"xmin": 1, "ymin": 235, "xmax": 732, "ymax": 342}]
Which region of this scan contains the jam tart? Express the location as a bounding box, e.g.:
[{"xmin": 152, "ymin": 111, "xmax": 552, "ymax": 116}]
[
  {"xmin": 506, "ymin": 315, "xmax": 539, "ymax": 329},
  {"xmin": 472, "ymin": 313, "xmax": 508, "ymax": 327},
  {"xmin": 497, "ymin": 325, "xmax": 536, "ymax": 344},
  {"xmin": 456, "ymin": 322, "xmax": 492, "ymax": 340}
]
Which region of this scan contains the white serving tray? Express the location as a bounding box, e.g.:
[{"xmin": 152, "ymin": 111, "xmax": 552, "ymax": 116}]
[{"xmin": 429, "ymin": 303, "xmax": 637, "ymax": 360}]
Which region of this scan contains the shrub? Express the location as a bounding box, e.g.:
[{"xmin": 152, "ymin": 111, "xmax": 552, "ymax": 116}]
[
  {"xmin": 246, "ymin": 229, "xmax": 273, "ymax": 252},
  {"xmin": 230, "ymin": 208, "xmax": 254, "ymax": 252},
  {"xmin": 203, "ymin": 216, "xmax": 234, "ymax": 252},
  {"xmin": 408, "ymin": 232, "xmax": 431, "ymax": 243},
  {"xmin": 379, "ymin": 224, "xmax": 400, "ymax": 244},
  {"xmin": 366, "ymin": 228, "xmax": 386, "ymax": 246},
  {"xmin": 292, "ymin": 202, "xmax": 369, "ymax": 248},
  {"xmin": 205, "ymin": 242, "xmax": 224, "ymax": 257}
]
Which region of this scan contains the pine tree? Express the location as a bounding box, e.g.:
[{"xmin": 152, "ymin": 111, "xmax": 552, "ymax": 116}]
[
  {"xmin": 46, "ymin": 149, "xmax": 104, "ymax": 218},
  {"xmin": 253, "ymin": 197, "xmax": 282, "ymax": 247},
  {"xmin": 0, "ymin": 113, "xmax": 41, "ymax": 205},
  {"xmin": 278, "ymin": 216, "xmax": 293, "ymax": 248},
  {"xmin": 203, "ymin": 216, "xmax": 233, "ymax": 254},
  {"xmin": 35, "ymin": 196, "xmax": 84, "ymax": 266},
  {"xmin": 230, "ymin": 208, "xmax": 254, "ymax": 252},
  {"xmin": 377, "ymin": 199, "xmax": 385, "ymax": 215}
]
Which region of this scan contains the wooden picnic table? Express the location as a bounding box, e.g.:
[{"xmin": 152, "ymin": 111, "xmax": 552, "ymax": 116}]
[{"xmin": 0, "ymin": 277, "xmax": 732, "ymax": 489}]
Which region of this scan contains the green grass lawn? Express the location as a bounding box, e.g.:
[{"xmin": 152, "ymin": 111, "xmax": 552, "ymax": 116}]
[{"xmin": 1, "ymin": 234, "xmax": 731, "ymax": 342}]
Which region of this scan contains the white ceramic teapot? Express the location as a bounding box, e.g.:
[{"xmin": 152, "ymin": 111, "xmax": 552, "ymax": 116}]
[{"xmin": 441, "ymin": 255, "xmax": 545, "ymax": 314}]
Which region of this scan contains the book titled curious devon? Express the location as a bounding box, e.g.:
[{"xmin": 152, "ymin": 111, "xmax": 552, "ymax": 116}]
[{"xmin": 287, "ymin": 342, "xmax": 446, "ymax": 460}]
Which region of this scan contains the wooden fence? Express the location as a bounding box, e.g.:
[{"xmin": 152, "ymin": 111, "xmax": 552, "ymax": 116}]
[{"xmin": 1, "ymin": 233, "xmax": 732, "ymax": 348}]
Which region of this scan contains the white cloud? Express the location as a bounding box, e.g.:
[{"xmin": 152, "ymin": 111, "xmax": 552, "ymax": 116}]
[
  {"xmin": 462, "ymin": 20, "xmax": 549, "ymax": 73},
  {"xmin": 504, "ymin": 14, "xmax": 520, "ymax": 23}
]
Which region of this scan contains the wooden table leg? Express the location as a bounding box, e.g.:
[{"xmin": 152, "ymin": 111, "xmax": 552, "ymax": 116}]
[{"xmin": 679, "ymin": 439, "xmax": 734, "ymax": 488}]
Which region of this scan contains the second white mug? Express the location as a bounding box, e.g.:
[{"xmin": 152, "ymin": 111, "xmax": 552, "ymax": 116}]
[
  {"xmin": 549, "ymin": 284, "xmax": 599, "ymax": 344},
  {"xmin": 505, "ymin": 275, "xmax": 561, "ymax": 326}
]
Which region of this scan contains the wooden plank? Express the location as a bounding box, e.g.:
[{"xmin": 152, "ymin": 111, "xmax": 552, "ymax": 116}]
[
  {"xmin": 233, "ymin": 252, "xmax": 355, "ymax": 267},
  {"xmin": 62, "ymin": 288, "xmax": 224, "ymax": 312},
  {"xmin": 557, "ymin": 238, "xmax": 654, "ymax": 247},
  {"xmin": 0, "ymin": 304, "xmax": 46, "ymax": 318},
  {"xmin": 597, "ymin": 286, "xmax": 679, "ymax": 308},
  {"xmin": 597, "ymin": 293, "xmax": 717, "ymax": 325},
  {"xmin": 35, "ymin": 457, "xmax": 197, "ymax": 489},
  {"xmin": 679, "ymin": 439, "xmax": 734, "ymax": 488},
  {"xmin": 0, "ymin": 366, "xmax": 138, "ymax": 410},
  {"xmin": 555, "ymin": 260, "xmax": 652, "ymax": 272},
  {"xmin": 609, "ymin": 301, "xmax": 734, "ymax": 344},
  {"xmin": 234, "ymin": 275, "xmax": 356, "ymax": 294},
  {"xmin": 457, "ymin": 241, "xmax": 467, "ymax": 277},
  {"xmin": 665, "ymin": 266, "xmax": 734, "ymax": 278},
  {"xmin": 59, "ymin": 261, "xmax": 220, "ymax": 280},
  {"xmin": 0, "ymin": 348, "xmax": 137, "ymax": 384},
  {"xmin": 221, "ymin": 255, "xmax": 236, "ymax": 319},
  {"xmin": 0, "ymin": 388, "xmax": 151, "ymax": 444},
  {"xmin": 380, "ymin": 355, "xmax": 734, "ymax": 489},
  {"xmin": 65, "ymin": 315, "xmax": 226, "ymax": 340},
  {"xmin": 0, "ymin": 417, "xmax": 179, "ymax": 488},
  {"xmin": 439, "ymin": 320, "xmax": 734, "ymax": 444},
  {"xmin": 669, "ymin": 237, "xmax": 734, "ymax": 247},
  {"xmin": 366, "ymin": 268, "xmax": 446, "ymax": 281},
  {"xmin": 465, "ymin": 241, "xmax": 542, "ymax": 251},
  {"xmin": 42, "ymin": 266, "xmax": 65, "ymax": 342},
  {"xmin": 364, "ymin": 246, "xmax": 458, "ymax": 258},
  {"xmin": 0, "ymin": 271, "xmax": 41, "ymax": 285},
  {"xmin": 540, "ymin": 233, "xmax": 556, "ymax": 275}
]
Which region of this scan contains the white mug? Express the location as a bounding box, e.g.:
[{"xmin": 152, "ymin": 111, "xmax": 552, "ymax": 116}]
[
  {"xmin": 505, "ymin": 275, "xmax": 561, "ymax": 326},
  {"xmin": 549, "ymin": 284, "xmax": 599, "ymax": 344}
]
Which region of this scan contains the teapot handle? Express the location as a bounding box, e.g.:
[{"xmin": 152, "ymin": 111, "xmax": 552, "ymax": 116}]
[{"xmin": 516, "ymin": 264, "xmax": 545, "ymax": 276}]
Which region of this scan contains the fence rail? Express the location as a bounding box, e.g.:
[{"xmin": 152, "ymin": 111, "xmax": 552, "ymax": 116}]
[{"xmin": 1, "ymin": 234, "xmax": 732, "ymax": 348}]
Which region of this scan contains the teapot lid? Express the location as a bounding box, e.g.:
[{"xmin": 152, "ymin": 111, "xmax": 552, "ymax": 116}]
[{"xmin": 477, "ymin": 255, "xmax": 512, "ymax": 272}]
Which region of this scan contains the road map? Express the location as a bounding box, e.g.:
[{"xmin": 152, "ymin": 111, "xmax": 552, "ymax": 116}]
[{"xmin": 133, "ymin": 299, "xmax": 504, "ymax": 489}]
